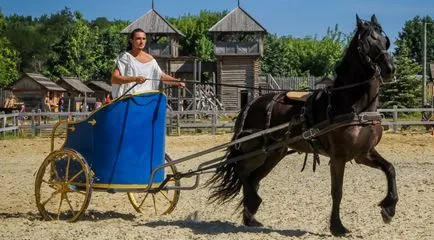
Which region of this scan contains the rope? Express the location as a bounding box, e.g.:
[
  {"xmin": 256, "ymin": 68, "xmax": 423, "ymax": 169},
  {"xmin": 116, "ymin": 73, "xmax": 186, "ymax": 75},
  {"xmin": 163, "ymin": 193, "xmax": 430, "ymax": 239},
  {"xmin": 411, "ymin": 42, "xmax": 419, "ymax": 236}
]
[{"xmin": 142, "ymin": 78, "xmax": 309, "ymax": 92}]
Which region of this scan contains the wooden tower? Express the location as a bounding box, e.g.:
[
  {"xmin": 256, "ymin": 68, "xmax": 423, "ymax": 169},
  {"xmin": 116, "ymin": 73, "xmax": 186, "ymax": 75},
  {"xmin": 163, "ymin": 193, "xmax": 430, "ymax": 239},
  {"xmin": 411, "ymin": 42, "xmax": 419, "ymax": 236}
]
[
  {"xmin": 209, "ymin": 3, "xmax": 267, "ymax": 110},
  {"xmin": 120, "ymin": 1, "xmax": 184, "ymax": 72}
]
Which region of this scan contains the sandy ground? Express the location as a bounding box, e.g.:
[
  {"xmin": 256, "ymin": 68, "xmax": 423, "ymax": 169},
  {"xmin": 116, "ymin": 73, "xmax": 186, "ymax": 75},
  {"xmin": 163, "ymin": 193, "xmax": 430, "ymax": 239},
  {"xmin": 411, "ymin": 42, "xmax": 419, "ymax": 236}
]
[{"xmin": 0, "ymin": 133, "xmax": 433, "ymax": 240}]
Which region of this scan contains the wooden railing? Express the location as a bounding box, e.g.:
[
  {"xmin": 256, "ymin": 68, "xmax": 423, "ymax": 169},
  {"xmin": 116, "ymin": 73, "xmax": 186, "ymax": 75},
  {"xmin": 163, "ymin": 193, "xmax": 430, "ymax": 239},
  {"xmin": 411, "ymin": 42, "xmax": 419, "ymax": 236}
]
[
  {"xmin": 214, "ymin": 42, "xmax": 260, "ymax": 55},
  {"xmin": 1, "ymin": 107, "xmax": 433, "ymax": 137}
]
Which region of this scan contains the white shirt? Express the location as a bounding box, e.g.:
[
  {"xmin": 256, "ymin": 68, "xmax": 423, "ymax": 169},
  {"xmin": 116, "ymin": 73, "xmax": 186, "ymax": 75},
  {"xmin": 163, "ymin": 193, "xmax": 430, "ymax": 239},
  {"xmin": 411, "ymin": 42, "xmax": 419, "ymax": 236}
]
[{"xmin": 111, "ymin": 52, "xmax": 163, "ymax": 98}]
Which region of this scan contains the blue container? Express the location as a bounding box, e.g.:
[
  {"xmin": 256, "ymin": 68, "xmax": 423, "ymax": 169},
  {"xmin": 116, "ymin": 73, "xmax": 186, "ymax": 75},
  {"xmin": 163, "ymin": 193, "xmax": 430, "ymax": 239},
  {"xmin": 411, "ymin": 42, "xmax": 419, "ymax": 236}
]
[{"xmin": 63, "ymin": 92, "xmax": 167, "ymax": 190}]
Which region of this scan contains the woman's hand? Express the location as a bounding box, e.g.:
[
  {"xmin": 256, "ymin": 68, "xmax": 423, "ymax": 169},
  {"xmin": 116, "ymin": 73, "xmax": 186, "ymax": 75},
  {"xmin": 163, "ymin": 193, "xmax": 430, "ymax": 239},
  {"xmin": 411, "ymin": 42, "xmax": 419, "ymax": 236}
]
[
  {"xmin": 176, "ymin": 81, "xmax": 185, "ymax": 88},
  {"xmin": 134, "ymin": 76, "xmax": 146, "ymax": 84}
]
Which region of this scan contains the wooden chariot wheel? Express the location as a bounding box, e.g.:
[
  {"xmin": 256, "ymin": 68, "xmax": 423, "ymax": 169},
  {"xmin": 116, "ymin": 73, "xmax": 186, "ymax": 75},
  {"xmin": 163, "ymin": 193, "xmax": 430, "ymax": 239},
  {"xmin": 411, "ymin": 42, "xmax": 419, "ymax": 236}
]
[
  {"xmin": 35, "ymin": 148, "xmax": 92, "ymax": 222},
  {"xmin": 127, "ymin": 154, "xmax": 180, "ymax": 216}
]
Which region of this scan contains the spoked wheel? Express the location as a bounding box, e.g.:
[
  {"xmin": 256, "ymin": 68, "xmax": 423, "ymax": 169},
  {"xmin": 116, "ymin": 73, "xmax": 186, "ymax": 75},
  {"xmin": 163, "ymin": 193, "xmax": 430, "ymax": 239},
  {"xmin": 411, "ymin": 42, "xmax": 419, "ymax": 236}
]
[
  {"xmin": 127, "ymin": 154, "xmax": 180, "ymax": 216},
  {"xmin": 35, "ymin": 148, "xmax": 92, "ymax": 222}
]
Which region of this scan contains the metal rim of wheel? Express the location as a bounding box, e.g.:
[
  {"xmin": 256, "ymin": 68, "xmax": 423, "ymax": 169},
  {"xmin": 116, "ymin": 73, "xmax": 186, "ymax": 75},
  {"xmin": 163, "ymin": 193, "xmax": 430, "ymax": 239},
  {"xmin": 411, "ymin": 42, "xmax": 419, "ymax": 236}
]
[
  {"xmin": 127, "ymin": 154, "xmax": 180, "ymax": 216},
  {"xmin": 35, "ymin": 148, "xmax": 92, "ymax": 222}
]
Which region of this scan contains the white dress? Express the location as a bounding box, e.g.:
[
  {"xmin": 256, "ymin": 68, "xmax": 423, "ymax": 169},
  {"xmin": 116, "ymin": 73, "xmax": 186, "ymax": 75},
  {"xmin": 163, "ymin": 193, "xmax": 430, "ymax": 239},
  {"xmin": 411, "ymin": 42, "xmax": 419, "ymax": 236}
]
[{"xmin": 111, "ymin": 52, "xmax": 163, "ymax": 98}]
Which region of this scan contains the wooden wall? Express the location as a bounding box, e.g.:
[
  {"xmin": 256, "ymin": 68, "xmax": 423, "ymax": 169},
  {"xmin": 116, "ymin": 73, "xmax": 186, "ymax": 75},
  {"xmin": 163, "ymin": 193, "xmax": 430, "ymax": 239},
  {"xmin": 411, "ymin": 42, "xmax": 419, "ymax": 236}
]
[
  {"xmin": 217, "ymin": 56, "xmax": 260, "ymax": 110},
  {"xmin": 12, "ymin": 77, "xmax": 46, "ymax": 111}
]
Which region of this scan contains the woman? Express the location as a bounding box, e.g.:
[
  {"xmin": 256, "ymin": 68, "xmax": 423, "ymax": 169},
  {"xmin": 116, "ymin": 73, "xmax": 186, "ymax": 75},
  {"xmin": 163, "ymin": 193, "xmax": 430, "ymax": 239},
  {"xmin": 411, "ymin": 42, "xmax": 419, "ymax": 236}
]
[{"xmin": 111, "ymin": 28, "xmax": 184, "ymax": 98}]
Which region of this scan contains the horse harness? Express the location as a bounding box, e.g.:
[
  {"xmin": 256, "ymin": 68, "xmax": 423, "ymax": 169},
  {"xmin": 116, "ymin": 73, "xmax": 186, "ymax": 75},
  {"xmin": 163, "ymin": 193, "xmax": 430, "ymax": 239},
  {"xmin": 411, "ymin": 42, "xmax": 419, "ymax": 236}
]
[{"xmin": 234, "ymin": 77, "xmax": 383, "ymax": 172}]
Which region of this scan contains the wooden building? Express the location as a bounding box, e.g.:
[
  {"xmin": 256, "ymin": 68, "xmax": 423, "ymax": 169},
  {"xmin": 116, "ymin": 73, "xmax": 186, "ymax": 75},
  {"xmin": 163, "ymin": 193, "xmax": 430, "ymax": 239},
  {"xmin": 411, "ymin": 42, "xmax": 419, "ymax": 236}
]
[
  {"xmin": 209, "ymin": 4, "xmax": 267, "ymax": 110},
  {"xmin": 57, "ymin": 77, "xmax": 95, "ymax": 111},
  {"xmin": 11, "ymin": 73, "xmax": 66, "ymax": 111},
  {"xmin": 88, "ymin": 81, "xmax": 112, "ymax": 102},
  {"xmin": 120, "ymin": 3, "xmax": 184, "ymax": 73}
]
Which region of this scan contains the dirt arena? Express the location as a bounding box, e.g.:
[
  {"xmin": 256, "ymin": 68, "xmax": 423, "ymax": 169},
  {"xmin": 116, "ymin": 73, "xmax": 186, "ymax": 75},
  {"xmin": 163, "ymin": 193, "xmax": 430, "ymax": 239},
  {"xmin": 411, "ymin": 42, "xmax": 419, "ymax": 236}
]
[{"xmin": 1, "ymin": 133, "xmax": 433, "ymax": 239}]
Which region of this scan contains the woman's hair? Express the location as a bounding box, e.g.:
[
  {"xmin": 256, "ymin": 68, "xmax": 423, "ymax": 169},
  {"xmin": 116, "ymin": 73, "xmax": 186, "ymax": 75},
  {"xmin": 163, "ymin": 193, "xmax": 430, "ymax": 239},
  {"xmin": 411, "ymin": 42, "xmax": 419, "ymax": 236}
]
[{"xmin": 126, "ymin": 28, "xmax": 146, "ymax": 51}]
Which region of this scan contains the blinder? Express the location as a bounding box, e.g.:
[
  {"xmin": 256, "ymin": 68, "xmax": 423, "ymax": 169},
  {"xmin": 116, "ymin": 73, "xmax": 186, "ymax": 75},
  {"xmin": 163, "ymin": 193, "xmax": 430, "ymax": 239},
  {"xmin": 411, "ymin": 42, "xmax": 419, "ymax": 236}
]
[{"xmin": 357, "ymin": 27, "xmax": 390, "ymax": 70}]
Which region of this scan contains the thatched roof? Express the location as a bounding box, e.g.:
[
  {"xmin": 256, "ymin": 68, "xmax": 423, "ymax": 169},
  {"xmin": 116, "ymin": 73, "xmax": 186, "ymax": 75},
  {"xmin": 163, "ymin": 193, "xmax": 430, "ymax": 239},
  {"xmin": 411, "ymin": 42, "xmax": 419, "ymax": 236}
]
[
  {"xmin": 121, "ymin": 9, "xmax": 184, "ymax": 36},
  {"xmin": 88, "ymin": 81, "xmax": 112, "ymax": 92},
  {"xmin": 209, "ymin": 7, "xmax": 267, "ymax": 33},
  {"xmin": 24, "ymin": 73, "xmax": 66, "ymax": 91},
  {"xmin": 60, "ymin": 77, "xmax": 94, "ymax": 93}
]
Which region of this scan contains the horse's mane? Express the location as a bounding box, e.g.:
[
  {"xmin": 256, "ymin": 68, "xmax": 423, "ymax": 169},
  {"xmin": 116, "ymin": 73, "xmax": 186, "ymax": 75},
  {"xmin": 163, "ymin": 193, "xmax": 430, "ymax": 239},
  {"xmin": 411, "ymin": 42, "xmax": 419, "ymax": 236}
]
[{"xmin": 334, "ymin": 31, "xmax": 360, "ymax": 78}]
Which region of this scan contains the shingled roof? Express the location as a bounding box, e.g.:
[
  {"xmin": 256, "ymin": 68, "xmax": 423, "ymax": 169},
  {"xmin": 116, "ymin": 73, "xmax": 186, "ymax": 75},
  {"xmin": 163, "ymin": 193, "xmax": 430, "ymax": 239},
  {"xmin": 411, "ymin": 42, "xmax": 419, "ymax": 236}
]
[
  {"xmin": 88, "ymin": 81, "xmax": 112, "ymax": 92},
  {"xmin": 60, "ymin": 77, "xmax": 94, "ymax": 94},
  {"xmin": 209, "ymin": 7, "xmax": 267, "ymax": 33},
  {"xmin": 25, "ymin": 73, "xmax": 66, "ymax": 91},
  {"xmin": 121, "ymin": 9, "xmax": 184, "ymax": 36}
]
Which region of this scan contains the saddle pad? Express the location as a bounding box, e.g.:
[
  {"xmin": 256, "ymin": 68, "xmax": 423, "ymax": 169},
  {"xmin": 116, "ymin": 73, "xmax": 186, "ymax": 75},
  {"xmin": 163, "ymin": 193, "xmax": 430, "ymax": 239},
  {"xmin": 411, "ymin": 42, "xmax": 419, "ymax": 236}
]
[{"xmin": 286, "ymin": 91, "xmax": 311, "ymax": 102}]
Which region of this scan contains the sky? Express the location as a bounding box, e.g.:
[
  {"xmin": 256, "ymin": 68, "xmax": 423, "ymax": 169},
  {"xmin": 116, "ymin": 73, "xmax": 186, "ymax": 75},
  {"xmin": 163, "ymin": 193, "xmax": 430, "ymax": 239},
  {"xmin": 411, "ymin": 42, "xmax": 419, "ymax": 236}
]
[{"xmin": 1, "ymin": 0, "xmax": 433, "ymax": 49}]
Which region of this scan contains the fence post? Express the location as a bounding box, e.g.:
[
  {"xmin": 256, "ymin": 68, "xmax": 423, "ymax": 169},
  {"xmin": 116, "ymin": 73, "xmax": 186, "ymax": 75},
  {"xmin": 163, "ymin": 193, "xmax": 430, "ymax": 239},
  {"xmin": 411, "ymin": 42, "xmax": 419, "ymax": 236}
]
[
  {"xmin": 37, "ymin": 109, "xmax": 42, "ymax": 136},
  {"xmin": 31, "ymin": 110, "xmax": 35, "ymax": 137},
  {"xmin": 211, "ymin": 111, "xmax": 217, "ymax": 135},
  {"xmin": 167, "ymin": 113, "xmax": 172, "ymax": 136},
  {"xmin": 176, "ymin": 112, "xmax": 181, "ymax": 136},
  {"xmin": 13, "ymin": 111, "xmax": 17, "ymax": 137},
  {"xmin": 1, "ymin": 111, "xmax": 5, "ymax": 138},
  {"xmin": 392, "ymin": 105, "xmax": 398, "ymax": 133}
]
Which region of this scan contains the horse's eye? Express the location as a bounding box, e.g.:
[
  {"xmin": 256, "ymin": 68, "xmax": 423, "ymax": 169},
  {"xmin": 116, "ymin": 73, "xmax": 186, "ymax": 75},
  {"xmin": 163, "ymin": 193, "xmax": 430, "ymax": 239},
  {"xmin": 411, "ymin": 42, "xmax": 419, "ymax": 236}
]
[{"xmin": 385, "ymin": 36, "xmax": 390, "ymax": 49}]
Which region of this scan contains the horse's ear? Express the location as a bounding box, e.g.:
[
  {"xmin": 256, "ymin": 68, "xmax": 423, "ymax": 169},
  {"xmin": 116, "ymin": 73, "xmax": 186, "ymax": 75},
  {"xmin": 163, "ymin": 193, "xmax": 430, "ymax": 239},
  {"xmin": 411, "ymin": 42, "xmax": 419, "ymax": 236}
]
[
  {"xmin": 371, "ymin": 14, "xmax": 379, "ymax": 25},
  {"xmin": 356, "ymin": 14, "xmax": 363, "ymax": 29}
]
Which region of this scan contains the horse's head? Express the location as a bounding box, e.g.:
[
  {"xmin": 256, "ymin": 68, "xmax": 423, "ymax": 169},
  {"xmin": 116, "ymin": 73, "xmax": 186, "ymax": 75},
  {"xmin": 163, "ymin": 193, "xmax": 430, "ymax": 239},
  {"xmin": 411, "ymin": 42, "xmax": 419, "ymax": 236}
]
[{"xmin": 356, "ymin": 14, "xmax": 395, "ymax": 82}]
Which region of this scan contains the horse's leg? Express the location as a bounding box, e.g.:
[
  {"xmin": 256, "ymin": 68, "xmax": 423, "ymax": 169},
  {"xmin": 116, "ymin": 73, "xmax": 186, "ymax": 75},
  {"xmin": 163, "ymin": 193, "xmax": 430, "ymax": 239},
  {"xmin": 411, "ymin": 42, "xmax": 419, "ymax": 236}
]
[
  {"xmin": 355, "ymin": 149, "xmax": 398, "ymax": 223},
  {"xmin": 240, "ymin": 174, "xmax": 263, "ymax": 227},
  {"xmin": 240, "ymin": 150, "xmax": 286, "ymax": 227},
  {"xmin": 236, "ymin": 154, "xmax": 267, "ymax": 227},
  {"xmin": 329, "ymin": 158, "xmax": 350, "ymax": 236}
]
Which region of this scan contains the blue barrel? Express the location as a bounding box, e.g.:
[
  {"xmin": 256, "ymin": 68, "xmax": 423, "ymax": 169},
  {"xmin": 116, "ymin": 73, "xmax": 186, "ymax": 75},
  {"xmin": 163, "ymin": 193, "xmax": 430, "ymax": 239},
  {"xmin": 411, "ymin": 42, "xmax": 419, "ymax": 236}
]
[{"xmin": 63, "ymin": 91, "xmax": 167, "ymax": 190}]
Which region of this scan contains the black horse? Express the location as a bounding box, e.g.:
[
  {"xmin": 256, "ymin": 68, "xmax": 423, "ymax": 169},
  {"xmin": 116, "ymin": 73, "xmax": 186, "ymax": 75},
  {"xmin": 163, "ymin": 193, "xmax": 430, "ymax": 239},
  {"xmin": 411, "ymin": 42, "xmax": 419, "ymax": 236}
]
[{"xmin": 207, "ymin": 15, "xmax": 397, "ymax": 236}]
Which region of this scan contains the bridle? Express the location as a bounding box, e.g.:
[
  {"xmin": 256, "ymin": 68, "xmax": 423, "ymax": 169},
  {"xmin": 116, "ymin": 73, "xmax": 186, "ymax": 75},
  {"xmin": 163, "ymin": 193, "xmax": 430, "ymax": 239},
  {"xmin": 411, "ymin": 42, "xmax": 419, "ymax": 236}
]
[{"xmin": 356, "ymin": 25, "xmax": 391, "ymax": 83}]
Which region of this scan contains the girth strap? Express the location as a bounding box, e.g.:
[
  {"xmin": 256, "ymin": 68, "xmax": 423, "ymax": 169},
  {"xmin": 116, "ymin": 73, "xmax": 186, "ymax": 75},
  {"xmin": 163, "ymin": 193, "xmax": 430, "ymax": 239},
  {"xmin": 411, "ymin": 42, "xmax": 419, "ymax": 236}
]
[{"xmin": 301, "ymin": 91, "xmax": 323, "ymax": 172}]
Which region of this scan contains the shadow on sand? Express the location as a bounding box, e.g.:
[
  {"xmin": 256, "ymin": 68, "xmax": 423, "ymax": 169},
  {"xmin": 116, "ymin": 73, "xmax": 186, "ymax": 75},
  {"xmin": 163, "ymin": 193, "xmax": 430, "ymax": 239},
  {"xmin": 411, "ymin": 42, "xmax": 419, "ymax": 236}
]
[{"xmin": 139, "ymin": 219, "xmax": 330, "ymax": 238}]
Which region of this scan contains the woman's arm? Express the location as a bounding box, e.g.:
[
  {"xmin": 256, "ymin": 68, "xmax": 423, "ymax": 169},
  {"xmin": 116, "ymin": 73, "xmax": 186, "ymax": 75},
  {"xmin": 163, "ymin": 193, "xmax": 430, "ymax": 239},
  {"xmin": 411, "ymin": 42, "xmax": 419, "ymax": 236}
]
[
  {"xmin": 111, "ymin": 67, "xmax": 145, "ymax": 84},
  {"xmin": 161, "ymin": 73, "xmax": 185, "ymax": 88}
]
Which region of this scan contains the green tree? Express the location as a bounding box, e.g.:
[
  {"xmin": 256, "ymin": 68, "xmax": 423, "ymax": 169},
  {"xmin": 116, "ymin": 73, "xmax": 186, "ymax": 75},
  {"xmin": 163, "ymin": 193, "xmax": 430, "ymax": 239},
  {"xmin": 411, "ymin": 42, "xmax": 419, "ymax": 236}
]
[
  {"xmin": 3, "ymin": 8, "xmax": 76, "ymax": 73},
  {"xmin": 381, "ymin": 41, "xmax": 422, "ymax": 108},
  {"xmin": 261, "ymin": 35, "xmax": 293, "ymax": 76},
  {"xmin": 168, "ymin": 10, "xmax": 227, "ymax": 61},
  {"xmin": 395, "ymin": 15, "xmax": 434, "ymax": 65},
  {"xmin": 0, "ymin": 38, "xmax": 20, "ymax": 86},
  {"xmin": 0, "ymin": 11, "xmax": 20, "ymax": 86},
  {"xmin": 46, "ymin": 11, "xmax": 102, "ymax": 81},
  {"xmin": 261, "ymin": 35, "xmax": 343, "ymax": 77},
  {"xmin": 92, "ymin": 21, "xmax": 129, "ymax": 80}
]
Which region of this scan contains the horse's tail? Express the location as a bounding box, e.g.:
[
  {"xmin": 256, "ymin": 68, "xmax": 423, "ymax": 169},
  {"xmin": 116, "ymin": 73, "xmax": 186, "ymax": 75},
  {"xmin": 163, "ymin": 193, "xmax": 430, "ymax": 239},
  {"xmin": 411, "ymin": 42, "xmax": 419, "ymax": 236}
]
[
  {"xmin": 205, "ymin": 148, "xmax": 242, "ymax": 205},
  {"xmin": 206, "ymin": 104, "xmax": 249, "ymax": 205}
]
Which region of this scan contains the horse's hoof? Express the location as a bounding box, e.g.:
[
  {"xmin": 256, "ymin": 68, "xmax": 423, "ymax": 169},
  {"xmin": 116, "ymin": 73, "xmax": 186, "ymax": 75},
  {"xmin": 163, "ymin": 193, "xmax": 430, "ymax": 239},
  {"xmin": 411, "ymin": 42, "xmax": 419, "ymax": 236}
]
[
  {"xmin": 381, "ymin": 208, "xmax": 393, "ymax": 224},
  {"xmin": 243, "ymin": 217, "xmax": 263, "ymax": 227},
  {"xmin": 330, "ymin": 225, "xmax": 351, "ymax": 236}
]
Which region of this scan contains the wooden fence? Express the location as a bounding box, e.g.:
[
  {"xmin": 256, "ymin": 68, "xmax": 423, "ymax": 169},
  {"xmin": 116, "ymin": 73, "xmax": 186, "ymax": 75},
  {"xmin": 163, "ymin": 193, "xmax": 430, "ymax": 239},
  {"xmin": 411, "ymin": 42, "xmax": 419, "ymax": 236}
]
[{"xmin": 1, "ymin": 107, "xmax": 434, "ymax": 138}]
